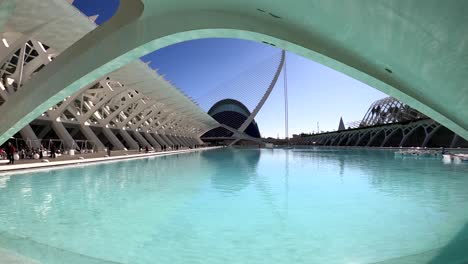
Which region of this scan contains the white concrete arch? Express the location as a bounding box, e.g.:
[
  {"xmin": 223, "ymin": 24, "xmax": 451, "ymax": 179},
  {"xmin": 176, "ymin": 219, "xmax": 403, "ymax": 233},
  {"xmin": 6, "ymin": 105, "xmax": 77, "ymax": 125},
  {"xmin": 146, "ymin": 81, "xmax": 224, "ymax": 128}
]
[{"xmin": 0, "ymin": 0, "xmax": 467, "ymax": 145}]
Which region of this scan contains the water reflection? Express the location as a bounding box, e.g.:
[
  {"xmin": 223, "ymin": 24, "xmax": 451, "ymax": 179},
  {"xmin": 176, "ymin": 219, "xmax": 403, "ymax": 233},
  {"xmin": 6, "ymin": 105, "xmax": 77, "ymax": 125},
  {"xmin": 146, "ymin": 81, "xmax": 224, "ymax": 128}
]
[
  {"xmin": 289, "ymin": 147, "xmax": 468, "ymax": 257},
  {"xmin": 202, "ymin": 148, "xmax": 260, "ymax": 193},
  {"xmin": 0, "ymin": 148, "xmax": 467, "ymax": 264},
  {"xmin": 289, "ymin": 148, "xmax": 468, "ymax": 203},
  {"xmin": 0, "ymin": 153, "xmax": 216, "ymax": 264}
]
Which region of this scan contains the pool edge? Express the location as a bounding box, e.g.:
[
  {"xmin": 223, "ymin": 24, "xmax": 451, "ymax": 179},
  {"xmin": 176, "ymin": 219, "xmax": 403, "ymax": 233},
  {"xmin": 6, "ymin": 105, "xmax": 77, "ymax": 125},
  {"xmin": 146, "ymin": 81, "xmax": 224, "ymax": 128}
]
[{"xmin": 0, "ymin": 146, "xmax": 224, "ymax": 175}]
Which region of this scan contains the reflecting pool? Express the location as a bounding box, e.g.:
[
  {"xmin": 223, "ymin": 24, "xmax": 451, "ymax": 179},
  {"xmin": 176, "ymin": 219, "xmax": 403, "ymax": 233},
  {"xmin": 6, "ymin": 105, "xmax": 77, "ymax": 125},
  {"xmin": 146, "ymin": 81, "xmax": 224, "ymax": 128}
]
[{"xmin": 0, "ymin": 148, "xmax": 467, "ymax": 264}]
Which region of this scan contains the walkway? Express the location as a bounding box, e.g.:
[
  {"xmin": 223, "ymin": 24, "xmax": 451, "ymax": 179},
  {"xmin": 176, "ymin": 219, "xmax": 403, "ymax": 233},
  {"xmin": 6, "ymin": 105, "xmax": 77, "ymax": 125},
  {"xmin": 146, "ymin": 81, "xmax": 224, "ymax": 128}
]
[{"xmin": 0, "ymin": 147, "xmax": 222, "ymax": 173}]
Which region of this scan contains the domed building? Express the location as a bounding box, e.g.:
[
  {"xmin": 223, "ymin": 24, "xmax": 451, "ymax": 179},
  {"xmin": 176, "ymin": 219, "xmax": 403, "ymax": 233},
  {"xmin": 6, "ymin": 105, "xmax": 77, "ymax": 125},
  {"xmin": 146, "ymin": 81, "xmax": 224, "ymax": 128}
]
[{"xmin": 202, "ymin": 99, "xmax": 261, "ymax": 144}]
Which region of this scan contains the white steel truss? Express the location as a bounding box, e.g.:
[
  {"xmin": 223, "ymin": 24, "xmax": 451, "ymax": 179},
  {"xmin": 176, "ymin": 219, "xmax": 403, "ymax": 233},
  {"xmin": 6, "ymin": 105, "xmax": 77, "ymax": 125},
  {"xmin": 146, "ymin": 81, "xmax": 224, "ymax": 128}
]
[{"xmin": 0, "ymin": 28, "xmax": 217, "ymax": 150}]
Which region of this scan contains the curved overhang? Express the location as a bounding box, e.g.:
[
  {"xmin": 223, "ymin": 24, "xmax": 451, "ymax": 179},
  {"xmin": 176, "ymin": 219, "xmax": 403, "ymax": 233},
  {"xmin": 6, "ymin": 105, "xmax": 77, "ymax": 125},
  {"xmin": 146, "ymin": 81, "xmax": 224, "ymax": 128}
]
[
  {"xmin": 0, "ymin": 0, "xmax": 218, "ymax": 142},
  {"xmin": 0, "ymin": 0, "xmax": 467, "ymax": 143},
  {"xmin": 2, "ymin": 0, "xmax": 96, "ymax": 53}
]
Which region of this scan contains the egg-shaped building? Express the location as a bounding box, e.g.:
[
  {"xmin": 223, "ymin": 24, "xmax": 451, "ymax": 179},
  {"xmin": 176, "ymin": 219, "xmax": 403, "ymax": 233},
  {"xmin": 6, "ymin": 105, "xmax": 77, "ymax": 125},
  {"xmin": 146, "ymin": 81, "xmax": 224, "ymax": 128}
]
[{"xmin": 201, "ymin": 99, "xmax": 261, "ymax": 141}]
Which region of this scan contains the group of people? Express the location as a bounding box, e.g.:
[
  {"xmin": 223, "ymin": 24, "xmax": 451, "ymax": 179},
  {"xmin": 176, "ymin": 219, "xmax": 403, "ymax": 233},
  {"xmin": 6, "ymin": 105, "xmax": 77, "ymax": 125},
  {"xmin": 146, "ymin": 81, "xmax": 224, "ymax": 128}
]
[
  {"xmin": 0, "ymin": 142, "xmax": 60, "ymax": 165},
  {"xmin": 139, "ymin": 144, "xmax": 183, "ymax": 153},
  {"xmin": 140, "ymin": 144, "xmax": 201, "ymax": 152},
  {"xmin": 2, "ymin": 141, "xmax": 205, "ymax": 165}
]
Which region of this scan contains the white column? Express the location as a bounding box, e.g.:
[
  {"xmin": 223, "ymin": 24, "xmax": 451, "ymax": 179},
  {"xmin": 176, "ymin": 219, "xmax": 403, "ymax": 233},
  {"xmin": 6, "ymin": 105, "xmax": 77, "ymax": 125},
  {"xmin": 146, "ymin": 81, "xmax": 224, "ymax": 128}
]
[
  {"xmin": 19, "ymin": 125, "xmax": 41, "ymax": 148},
  {"xmin": 186, "ymin": 137, "xmax": 196, "ymax": 147},
  {"xmin": 174, "ymin": 135, "xmax": 188, "ymax": 147},
  {"xmin": 450, "ymin": 134, "xmax": 459, "ymax": 148},
  {"xmin": 160, "ymin": 134, "xmax": 175, "ymax": 147},
  {"xmin": 179, "ymin": 136, "xmax": 191, "ymax": 147},
  {"xmin": 170, "ymin": 135, "xmax": 183, "ymax": 146},
  {"xmin": 80, "ymin": 125, "xmax": 105, "ymax": 151},
  {"xmin": 166, "ymin": 135, "xmax": 179, "ymax": 146},
  {"xmin": 177, "ymin": 136, "xmax": 188, "ymax": 147},
  {"xmin": 102, "ymin": 128, "xmax": 126, "ymax": 150},
  {"xmin": 152, "ymin": 133, "xmax": 169, "ymax": 147},
  {"xmin": 119, "ymin": 130, "xmax": 139, "ymax": 150},
  {"xmin": 131, "ymin": 131, "xmax": 151, "ymax": 149},
  {"xmin": 37, "ymin": 126, "xmax": 52, "ymax": 139},
  {"xmin": 51, "ymin": 122, "xmax": 76, "ymax": 150},
  {"xmin": 142, "ymin": 132, "xmax": 161, "ymax": 149}
]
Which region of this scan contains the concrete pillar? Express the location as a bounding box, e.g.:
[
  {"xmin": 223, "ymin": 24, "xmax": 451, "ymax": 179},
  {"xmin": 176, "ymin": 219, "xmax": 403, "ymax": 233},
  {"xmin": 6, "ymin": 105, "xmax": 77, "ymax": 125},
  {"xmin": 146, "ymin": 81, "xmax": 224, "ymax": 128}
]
[
  {"xmin": 171, "ymin": 135, "xmax": 184, "ymax": 146},
  {"xmin": 160, "ymin": 134, "xmax": 175, "ymax": 147},
  {"xmin": 19, "ymin": 125, "xmax": 41, "ymax": 148},
  {"xmin": 175, "ymin": 136, "xmax": 187, "ymax": 147},
  {"xmin": 450, "ymin": 134, "xmax": 459, "ymax": 148},
  {"xmin": 102, "ymin": 128, "xmax": 126, "ymax": 150},
  {"xmin": 69, "ymin": 127, "xmax": 81, "ymax": 137},
  {"xmin": 37, "ymin": 126, "xmax": 52, "ymax": 139},
  {"xmin": 422, "ymin": 125, "xmax": 441, "ymax": 148},
  {"xmin": 51, "ymin": 121, "xmax": 75, "ymax": 150},
  {"xmin": 142, "ymin": 132, "xmax": 161, "ymax": 149},
  {"xmin": 354, "ymin": 132, "xmax": 368, "ymax": 146},
  {"xmin": 167, "ymin": 135, "xmax": 181, "ymax": 146},
  {"xmin": 185, "ymin": 137, "xmax": 194, "ymax": 146},
  {"xmin": 399, "ymin": 127, "xmax": 418, "ymax": 147},
  {"xmin": 186, "ymin": 137, "xmax": 195, "ymax": 146},
  {"xmin": 380, "ymin": 128, "xmax": 400, "ymax": 147},
  {"xmin": 182, "ymin": 137, "xmax": 193, "ymax": 147},
  {"xmin": 119, "ymin": 130, "xmax": 139, "ymax": 150},
  {"xmin": 152, "ymin": 133, "xmax": 169, "ymax": 147},
  {"xmin": 178, "ymin": 136, "xmax": 190, "ymax": 147},
  {"xmin": 80, "ymin": 125, "xmax": 105, "ymax": 151},
  {"xmin": 131, "ymin": 131, "xmax": 151, "ymax": 149}
]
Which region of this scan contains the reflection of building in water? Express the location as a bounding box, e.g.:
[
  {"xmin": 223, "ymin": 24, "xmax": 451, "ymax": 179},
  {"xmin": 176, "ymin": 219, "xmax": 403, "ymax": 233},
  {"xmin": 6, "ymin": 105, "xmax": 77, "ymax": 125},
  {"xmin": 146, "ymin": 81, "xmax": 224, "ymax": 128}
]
[
  {"xmin": 203, "ymin": 149, "xmax": 288, "ymax": 226},
  {"xmin": 202, "ymin": 148, "xmax": 261, "ymax": 193},
  {"xmin": 292, "ymin": 97, "xmax": 468, "ymax": 148}
]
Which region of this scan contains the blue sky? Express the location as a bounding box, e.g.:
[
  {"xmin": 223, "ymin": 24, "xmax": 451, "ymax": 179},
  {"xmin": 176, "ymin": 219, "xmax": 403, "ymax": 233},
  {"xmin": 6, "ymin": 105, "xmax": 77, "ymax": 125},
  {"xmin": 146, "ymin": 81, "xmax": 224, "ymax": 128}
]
[{"xmin": 73, "ymin": 0, "xmax": 386, "ymax": 138}]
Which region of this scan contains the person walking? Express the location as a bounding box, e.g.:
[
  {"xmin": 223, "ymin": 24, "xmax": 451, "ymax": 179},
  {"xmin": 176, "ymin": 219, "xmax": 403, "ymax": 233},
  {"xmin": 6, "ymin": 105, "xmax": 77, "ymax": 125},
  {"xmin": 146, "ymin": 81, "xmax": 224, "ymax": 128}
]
[
  {"xmin": 107, "ymin": 142, "xmax": 112, "ymax": 157},
  {"xmin": 50, "ymin": 144, "xmax": 56, "ymax": 158},
  {"xmin": 6, "ymin": 142, "xmax": 16, "ymax": 165},
  {"xmin": 39, "ymin": 145, "xmax": 43, "ymax": 159}
]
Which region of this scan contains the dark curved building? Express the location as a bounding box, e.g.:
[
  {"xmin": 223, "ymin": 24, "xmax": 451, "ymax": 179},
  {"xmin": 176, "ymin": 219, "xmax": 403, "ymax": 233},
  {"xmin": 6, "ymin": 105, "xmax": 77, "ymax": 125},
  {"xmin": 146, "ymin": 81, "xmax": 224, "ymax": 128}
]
[{"xmin": 202, "ymin": 99, "xmax": 261, "ymax": 140}]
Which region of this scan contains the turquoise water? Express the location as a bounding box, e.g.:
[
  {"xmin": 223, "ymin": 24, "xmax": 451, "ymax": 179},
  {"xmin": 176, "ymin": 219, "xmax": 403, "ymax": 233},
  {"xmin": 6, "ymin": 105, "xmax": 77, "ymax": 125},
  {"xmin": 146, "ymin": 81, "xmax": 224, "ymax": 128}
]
[{"xmin": 0, "ymin": 148, "xmax": 467, "ymax": 264}]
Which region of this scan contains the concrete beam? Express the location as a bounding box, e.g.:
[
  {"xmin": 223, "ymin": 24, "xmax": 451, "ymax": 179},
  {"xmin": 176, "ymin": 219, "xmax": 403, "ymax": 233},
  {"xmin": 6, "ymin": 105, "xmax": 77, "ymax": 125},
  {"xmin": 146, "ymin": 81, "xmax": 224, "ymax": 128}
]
[
  {"xmin": 80, "ymin": 125, "xmax": 106, "ymax": 151},
  {"xmin": 102, "ymin": 128, "xmax": 126, "ymax": 150},
  {"xmin": 37, "ymin": 125, "xmax": 52, "ymax": 139},
  {"xmin": 130, "ymin": 131, "xmax": 151, "ymax": 149},
  {"xmin": 19, "ymin": 125, "xmax": 41, "ymax": 148},
  {"xmin": 152, "ymin": 133, "xmax": 170, "ymax": 147},
  {"xmin": 51, "ymin": 121, "xmax": 75, "ymax": 150},
  {"xmin": 160, "ymin": 134, "xmax": 176, "ymax": 147},
  {"xmin": 119, "ymin": 130, "xmax": 140, "ymax": 150},
  {"xmin": 168, "ymin": 135, "xmax": 184, "ymax": 147},
  {"xmin": 142, "ymin": 132, "xmax": 161, "ymax": 149}
]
